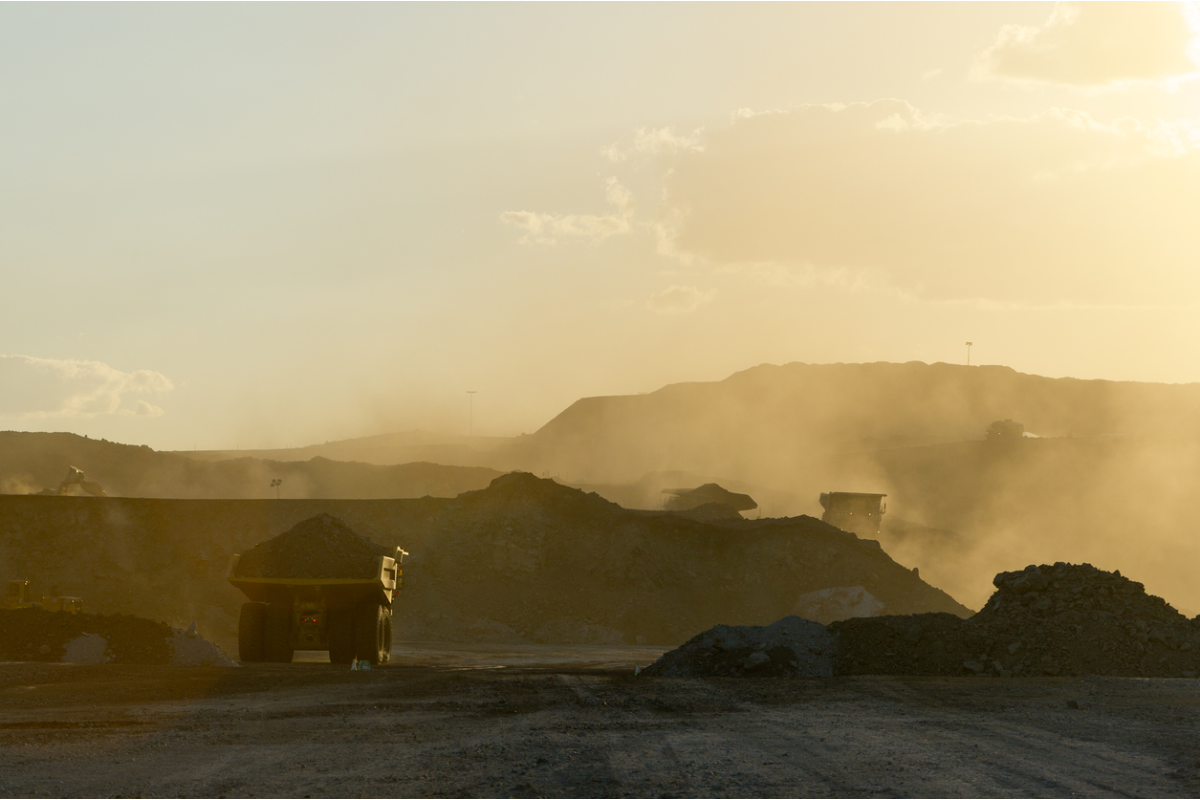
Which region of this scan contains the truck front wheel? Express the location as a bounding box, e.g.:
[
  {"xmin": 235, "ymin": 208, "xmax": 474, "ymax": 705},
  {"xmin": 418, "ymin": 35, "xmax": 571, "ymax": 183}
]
[
  {"xmin": 353, "ymin": 603, "xmax": 388, "ymax": 665},
  {"xmin": 238, "ymin": 602, "xmax": 267, "ymax": 663}
]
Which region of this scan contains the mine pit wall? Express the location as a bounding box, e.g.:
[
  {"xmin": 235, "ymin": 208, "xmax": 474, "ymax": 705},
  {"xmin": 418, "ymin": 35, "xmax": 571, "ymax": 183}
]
[{"xmin": 0, "ymin": 495, "xmax": 967, "ymax": 654}]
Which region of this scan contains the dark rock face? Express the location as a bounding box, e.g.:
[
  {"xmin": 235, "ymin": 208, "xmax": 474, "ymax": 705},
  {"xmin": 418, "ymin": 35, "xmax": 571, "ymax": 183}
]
[
  {"xmin": 233, "ymin": 514, "xmax": 392, "ymax": 579},
  {"xmin": 833, "ymin": 562, "xmax": 1200, "ymax": 678}
]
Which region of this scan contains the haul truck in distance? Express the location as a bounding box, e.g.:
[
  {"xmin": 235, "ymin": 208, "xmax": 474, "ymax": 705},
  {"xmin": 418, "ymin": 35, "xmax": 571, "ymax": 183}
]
[{"xmin": 227, "ymin": 548, "xmax": 406, "ymax": 665}]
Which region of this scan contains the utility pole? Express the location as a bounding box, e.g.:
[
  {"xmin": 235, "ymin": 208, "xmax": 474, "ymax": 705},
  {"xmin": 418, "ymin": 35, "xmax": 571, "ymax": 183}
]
[
  {"xmin": 467, "ymin": 391, "xmax": 477, "ymax": 437},
  {"xmin": 966, "ymin": 342, "xmax": 973, "ymax": 366}
]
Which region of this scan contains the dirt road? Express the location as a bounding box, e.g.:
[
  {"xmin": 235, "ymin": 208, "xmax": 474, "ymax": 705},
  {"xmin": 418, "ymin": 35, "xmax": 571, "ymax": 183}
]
[{"xmin": 2, "ymin": 645, "xmax": 1199, "ymax": 797}]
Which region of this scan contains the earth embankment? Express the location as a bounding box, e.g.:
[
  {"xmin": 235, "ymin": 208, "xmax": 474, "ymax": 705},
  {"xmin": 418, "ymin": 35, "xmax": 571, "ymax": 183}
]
[{"xmin": 0, "ymin": 473, "xmax": 967, "ymax": 653}]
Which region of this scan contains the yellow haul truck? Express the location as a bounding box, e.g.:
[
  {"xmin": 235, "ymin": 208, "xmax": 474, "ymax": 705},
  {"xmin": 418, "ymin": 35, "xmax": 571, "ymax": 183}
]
[{"xmin": 226, "ymin": 548, "xmax": 406, "ymax": 665}]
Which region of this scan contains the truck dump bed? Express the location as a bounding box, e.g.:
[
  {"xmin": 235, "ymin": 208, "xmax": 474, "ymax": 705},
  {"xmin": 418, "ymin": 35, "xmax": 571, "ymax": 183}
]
[{"xmin": 226, "ymin": 548, "xmax": 405, "ymax": 608}]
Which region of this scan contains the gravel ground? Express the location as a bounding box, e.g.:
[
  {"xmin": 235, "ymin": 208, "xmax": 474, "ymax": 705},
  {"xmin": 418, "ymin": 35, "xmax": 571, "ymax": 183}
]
[{"xmin": 2, "ymin": 650, "xmax": 1200, "ymax": 797}]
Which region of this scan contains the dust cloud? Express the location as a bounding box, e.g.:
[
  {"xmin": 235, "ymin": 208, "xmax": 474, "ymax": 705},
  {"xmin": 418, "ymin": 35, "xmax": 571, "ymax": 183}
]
[
  {"xmin": 9, "ymin": 360, "xmax": 1200, "ymax": 618},
  {"xmin": 491, "ymin": 361, "xmax": 1200, "ymax": 614}
]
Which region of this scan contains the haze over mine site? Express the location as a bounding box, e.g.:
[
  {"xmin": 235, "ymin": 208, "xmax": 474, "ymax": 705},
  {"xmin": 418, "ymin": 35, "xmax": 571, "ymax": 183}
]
[{"xmin": 5, "ymin": 5, "xmax": 1200, "ymax": 797}]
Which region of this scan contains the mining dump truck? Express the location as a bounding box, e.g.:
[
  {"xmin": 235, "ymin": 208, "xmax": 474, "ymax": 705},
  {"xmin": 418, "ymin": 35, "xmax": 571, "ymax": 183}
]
[
  {"xmin": 227, "ymin": 548, "xmax": 406, "ymax": 665},
  {"xmin": 819, "ymin": 491, "xmax": 887, "ymax": 537}
]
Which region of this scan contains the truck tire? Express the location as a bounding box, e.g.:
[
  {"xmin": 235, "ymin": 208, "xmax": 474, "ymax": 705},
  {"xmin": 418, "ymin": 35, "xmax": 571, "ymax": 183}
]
[
  {"xmin": 264, "ymin": 602, "xmax": 294, "ymax": 663},
  {"xmin": 327, "ymin": 607, "xmax": 355, "ymax": 665},
  {"xmin": 238, "ymin": 602, "xmax": 267, "ymax": 663},
  {"xmin": 353, "ymin": 603, "xmax": 387, "ymax": 665},
  {"xmin": 381, "ymin": 609, "xmax": 392, "ymax": 664}
]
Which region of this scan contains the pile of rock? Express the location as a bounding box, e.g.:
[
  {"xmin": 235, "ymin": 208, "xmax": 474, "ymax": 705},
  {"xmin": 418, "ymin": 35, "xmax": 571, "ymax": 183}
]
[
  {"xmin": 647, "ymin": 563, "xmax": 1200, "ymax": 679},
  {"xmin": 233, "ymin": 513, "xmax": 393, "ymax": 579},
  {"xmin": 832, "ymin": 563, "xmax": 1200, "ymax": 678},
  {"xmin": 0, "ymin": 608, "xmax": 236, "ymax": 666},
  {"xmin": 642, "ymin": 616, "xmax": 833, "ymax": 677}
]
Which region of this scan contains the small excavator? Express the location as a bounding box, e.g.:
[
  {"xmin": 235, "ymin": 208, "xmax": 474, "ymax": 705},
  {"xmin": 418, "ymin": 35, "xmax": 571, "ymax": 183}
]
[{"xmin": 38, "ymin": 466, "xmax": 107, "ymax": 497}]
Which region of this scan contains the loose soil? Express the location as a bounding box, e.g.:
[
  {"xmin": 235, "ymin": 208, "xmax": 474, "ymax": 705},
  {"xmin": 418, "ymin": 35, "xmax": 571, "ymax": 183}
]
[
  {"xmin": 832, "ymin": 562, "xmax": 1200, "ymax": 678},
  {"xmin": 644, "ymin": 616, "xmax": 833, "ymax": 678},
  {"xmin": 1, "ymin": 654, "xmax": 1199, "ymax": 797},
  {"xmin": 232, "ymin": 513, "xmax": 393, "ymax": 579}
]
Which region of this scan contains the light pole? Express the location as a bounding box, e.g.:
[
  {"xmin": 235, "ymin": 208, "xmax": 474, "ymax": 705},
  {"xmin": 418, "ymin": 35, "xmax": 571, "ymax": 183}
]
[
  {"xmin": 966, "ymin": 342, "xmax": 973, "ymax": 366},
  {"xmin": 467, "ymin": 391, "xmax": 477, "ymax": 437}
]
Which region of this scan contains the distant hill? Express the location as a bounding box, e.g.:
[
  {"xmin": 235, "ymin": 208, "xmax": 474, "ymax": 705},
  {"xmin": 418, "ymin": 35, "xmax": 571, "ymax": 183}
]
[
  {"xmin": 501, "ymin": 361, "xmax": 1200, "ymax": 489},
  {"xmin": 0, "ymin": 432, "xmax": 502, "ymax": 499},
  {"xmin": 182, "ymin": 430, "xmax": 512, "ymax": 468},
  {"xmin": 172, "ymin": 360, "xmax": 1200, "ymax": 509}
]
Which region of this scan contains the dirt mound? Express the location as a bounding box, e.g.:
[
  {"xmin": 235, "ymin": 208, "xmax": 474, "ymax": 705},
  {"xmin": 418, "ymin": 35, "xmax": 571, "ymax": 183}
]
[
  {"xmin": 169, "ymin": 623, "xmax": 240, "ymax": 666},
  {"xmin": 664, "ymin": 484, "xmax": 757, "ymax": 513},
  {"xmin": 456, "ymin": 472, "xmax": 621, "ymax": 517},
  {"xmin": 0, "ymin": 475, "xmax": 969, "ymax": 651},
  {"xmin": 833, "ymin": 562, "xmax": 1200, "ymax": 678},
  {"xmin": 233, "ymin": 513, "xmax": 392, "ymax": 579},
  {"xmin": 643, "ymin": 616, "xmax": 834, "ymax": 677},
  {"xmin": 671, "ymin": 502, "xmax": 746, "ymax": 523},
  {"xmin": 0, "ymin": 608, "xmax": 236, "ymax": 666}
]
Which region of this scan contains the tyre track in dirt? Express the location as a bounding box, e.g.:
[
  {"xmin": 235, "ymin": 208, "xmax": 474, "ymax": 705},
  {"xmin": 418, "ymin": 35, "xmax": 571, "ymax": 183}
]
[{"xmin": 1, "ymin": 663, "xmax": 1198, "ymax": 797}]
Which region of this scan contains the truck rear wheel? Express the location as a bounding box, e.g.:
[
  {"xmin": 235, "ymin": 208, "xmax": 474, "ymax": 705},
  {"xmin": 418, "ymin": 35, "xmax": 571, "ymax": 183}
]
[
  {"xmin": 238, "ymin": 602, "xmax": 267, "ymax": 662},
  {"xmin": 327, "ymin": 607, "xmax": 355, "ymax": 664},
  {"xmin": 264, "ymin": 602, "xmax": 294, "ymax": 663},
  {"xmin": 381, "ymin": 610, "xmax": 392, "ymax": 664},
  {"xmin": 353, "ymin": 603, "xmax": 388, "ymax": 665}
]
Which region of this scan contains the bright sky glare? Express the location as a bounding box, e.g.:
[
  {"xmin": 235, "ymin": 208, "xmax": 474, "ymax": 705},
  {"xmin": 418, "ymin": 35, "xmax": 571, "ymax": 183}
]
[{"xmin": 2, "ymin": 2, "xmax": 1199, "ymax": 449}]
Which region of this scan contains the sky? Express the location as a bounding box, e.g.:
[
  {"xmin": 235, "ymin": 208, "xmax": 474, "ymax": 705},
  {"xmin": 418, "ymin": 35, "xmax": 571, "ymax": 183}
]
[{"xmin": 3, "ymin": 2, "xmax": 1200, "ymax": 450}]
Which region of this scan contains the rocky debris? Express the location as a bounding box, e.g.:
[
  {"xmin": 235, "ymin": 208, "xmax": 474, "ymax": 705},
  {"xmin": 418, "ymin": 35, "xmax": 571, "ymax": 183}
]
[
  {"xmin": 795, "ymin": 585, "xmax": 885, "ymax": 624},
  {"xmin": 62, "ymin": 633, "xmax": 108, "ymax": 663},
  {"xmin": 829, "ymin": 612, "xmax": 977, "ymax": 676},
  {"xmin": 233, "ymin": 513, "xmax": 392, "ymax": 579},
  {"xmin": 643, "ymin": 616, "xmax": 834, "ymax": 677},
  {"xmin": 170, "ymin": 624, "xmax": 239, "ymax": 667},
  {"xmin": 0, "ymin": 608, "xmax": 235, "ymax": 666},
  {"xmin": 833, "ymin": 562, "xmax": 1200, "ymax": 678}
]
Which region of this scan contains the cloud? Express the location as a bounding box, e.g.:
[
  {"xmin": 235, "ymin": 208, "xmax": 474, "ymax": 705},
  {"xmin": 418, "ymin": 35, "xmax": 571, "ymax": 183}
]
[
  {"xmin": 0, "ymin": 355, "xmax": 173, "ymax": 419},
  {"xmin": 646, "ymin": 285, "xmax": 715, "ymax": 314},
  {"xmin": 657, "ymin": 99, "xmax": 1200, "ymax": 305},
  {"xmin": 974, "ymin": 1, "xmax": 1200, "ymax": 86},
  {"xmin": 501, "ymin": 177, "xmax": 634, "ymax": 245},
  {"xmin": 604, "ymin": 126, "xmax": 704, "ymax": 163}
]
